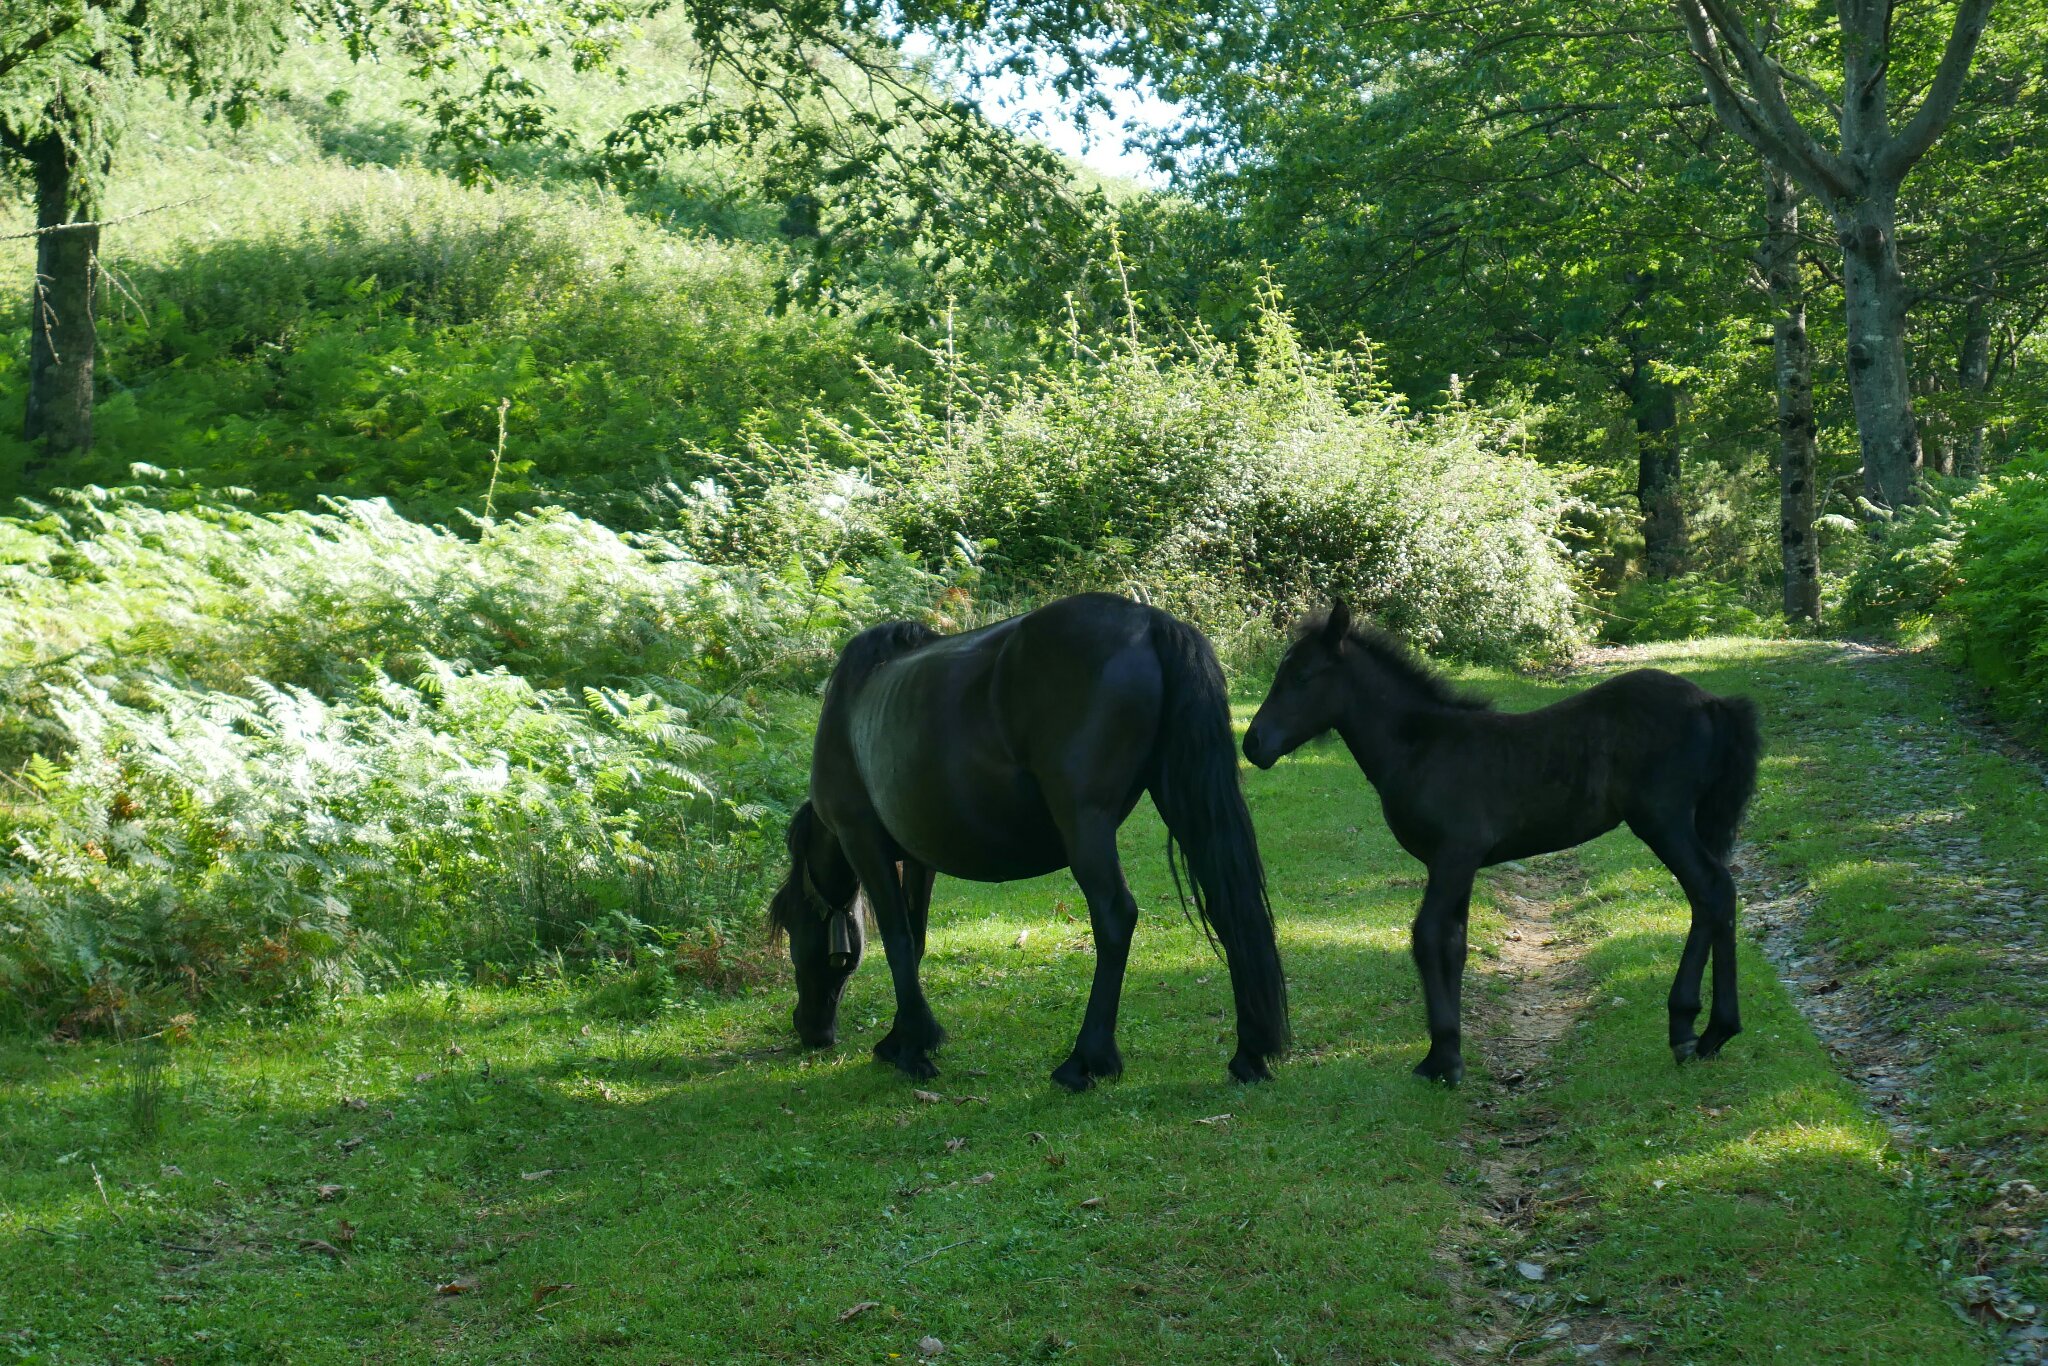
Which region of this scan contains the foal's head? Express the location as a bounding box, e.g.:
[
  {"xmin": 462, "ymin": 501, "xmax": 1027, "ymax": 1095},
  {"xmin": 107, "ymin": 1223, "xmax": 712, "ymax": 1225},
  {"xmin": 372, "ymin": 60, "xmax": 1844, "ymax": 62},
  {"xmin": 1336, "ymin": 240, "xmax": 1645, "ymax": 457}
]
[
  {"xmin": 767, "ymin": 802, "xmax": 864, "ymax": 1047},
  {"xmin": 1243, "ymin": 599, "xmax": 1488, "ymax": 769}
]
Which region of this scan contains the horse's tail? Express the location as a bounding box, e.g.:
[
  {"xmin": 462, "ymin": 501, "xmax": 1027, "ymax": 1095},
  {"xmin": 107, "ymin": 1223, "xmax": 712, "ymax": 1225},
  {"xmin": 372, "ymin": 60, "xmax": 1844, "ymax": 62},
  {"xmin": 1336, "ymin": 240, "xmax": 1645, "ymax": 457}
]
[
  {"xmin": 1147, "ymin": 612, "xmax": 1290, "ymax": 1075},
  {"xmin": 1695, "ymin": 694, "xmax": 1762, "ymax": 864}
]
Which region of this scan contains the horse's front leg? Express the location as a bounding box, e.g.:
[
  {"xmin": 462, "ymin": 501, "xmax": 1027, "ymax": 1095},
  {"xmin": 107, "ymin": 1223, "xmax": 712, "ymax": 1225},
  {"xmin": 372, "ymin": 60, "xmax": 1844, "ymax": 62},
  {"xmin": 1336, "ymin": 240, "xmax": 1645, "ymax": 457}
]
[
  {"xmin": 1411, "ymin": 857, "xmax": 1478, "ymax": 1086},
  {"xmin": 1051, "ymin": 810, "xmax": 1139, "ymax": 1092},
  {"xmin": 842, "ymin": 828, "xmax": 945, "ymax": 1079}
]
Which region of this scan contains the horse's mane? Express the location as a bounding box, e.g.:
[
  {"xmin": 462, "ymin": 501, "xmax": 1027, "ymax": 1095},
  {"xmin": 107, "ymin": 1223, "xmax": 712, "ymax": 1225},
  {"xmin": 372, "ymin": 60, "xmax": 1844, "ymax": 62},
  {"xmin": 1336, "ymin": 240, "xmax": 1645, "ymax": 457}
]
[{"xmin": 1293, "ymin": 610, "xmax": 1494, "ymax": 712}]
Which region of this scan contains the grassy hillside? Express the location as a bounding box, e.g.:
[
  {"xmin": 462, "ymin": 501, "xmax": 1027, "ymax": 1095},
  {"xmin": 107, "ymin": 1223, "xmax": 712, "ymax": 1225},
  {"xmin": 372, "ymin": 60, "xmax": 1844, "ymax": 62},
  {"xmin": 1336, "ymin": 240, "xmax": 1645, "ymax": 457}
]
[{"xmin": 0, "ymin": 18, "xmax": 944, "ymax": 524}]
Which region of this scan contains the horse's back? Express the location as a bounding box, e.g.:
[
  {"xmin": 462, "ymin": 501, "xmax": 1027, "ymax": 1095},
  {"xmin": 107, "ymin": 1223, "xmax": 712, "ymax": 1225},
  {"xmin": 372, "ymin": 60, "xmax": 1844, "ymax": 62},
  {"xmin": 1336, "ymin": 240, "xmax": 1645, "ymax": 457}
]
[{"xmin": 821, "ymin": 595, "xmax": 1166, "ymax": 881}]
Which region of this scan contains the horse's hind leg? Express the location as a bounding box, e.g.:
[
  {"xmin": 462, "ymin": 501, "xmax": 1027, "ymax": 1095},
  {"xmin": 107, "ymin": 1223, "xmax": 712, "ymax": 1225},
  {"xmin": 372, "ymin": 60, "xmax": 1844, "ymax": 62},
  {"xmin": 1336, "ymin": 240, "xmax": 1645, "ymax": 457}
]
[
  {"xmin": 1050, "ymin": 809, "xmax": 1140, "ymax": 1093},
  {"xmin": 1630, "ymin": 815, "xmax": 1741, "ymax": 1064},
  {"xmin": 841, "ymin": 826, "xmax": 945, "ymax": 1079}
]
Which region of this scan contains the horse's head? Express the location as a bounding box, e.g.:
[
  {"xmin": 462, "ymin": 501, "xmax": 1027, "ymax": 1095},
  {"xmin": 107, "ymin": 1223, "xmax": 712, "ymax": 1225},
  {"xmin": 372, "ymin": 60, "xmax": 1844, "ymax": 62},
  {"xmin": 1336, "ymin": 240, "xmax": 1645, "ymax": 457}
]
[
  {"xmin": 768, "ymin": 801, "xmax": 864, "ymax": 1048},
  {"xmin": 1244, "ymin": 598, "xmax": 1355, "ymax": 770}
]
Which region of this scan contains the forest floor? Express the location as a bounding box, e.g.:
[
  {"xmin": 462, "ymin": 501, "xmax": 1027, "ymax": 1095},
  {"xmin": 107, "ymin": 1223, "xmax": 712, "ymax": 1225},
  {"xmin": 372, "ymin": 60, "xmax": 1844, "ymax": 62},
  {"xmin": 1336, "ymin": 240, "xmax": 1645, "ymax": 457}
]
[{"xmin": 1, "ymin": 638, "xmax": 2042, "ymax": 1364}]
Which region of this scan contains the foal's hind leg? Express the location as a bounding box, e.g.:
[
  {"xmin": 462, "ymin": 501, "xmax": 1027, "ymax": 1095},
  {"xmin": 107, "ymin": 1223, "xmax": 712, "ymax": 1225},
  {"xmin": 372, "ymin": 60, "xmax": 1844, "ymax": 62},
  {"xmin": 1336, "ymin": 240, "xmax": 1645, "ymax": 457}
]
[
  {"xmin": 1050, "ymin": 809, "xmax": 1140, "ymax": 1092},
  {"xmin": 841, "ymin": 827, "xmax": 945, "ymax": 1079},
  {"xmin": 1411, "ymin": 857, "xmax": 1478, "ymax": 1086},
  {"xmin": 1630, "ymin": 816, "xmax": 1741, "ymax": 1064}
]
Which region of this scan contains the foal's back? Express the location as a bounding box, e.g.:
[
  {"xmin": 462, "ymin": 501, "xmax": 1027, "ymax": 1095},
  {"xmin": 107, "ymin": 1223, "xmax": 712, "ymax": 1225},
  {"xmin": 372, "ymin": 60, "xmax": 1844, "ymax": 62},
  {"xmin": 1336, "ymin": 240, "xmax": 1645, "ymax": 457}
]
[{"xmin": 1401, "ymin": 667, "xmax": 1725, "ymax": 865}]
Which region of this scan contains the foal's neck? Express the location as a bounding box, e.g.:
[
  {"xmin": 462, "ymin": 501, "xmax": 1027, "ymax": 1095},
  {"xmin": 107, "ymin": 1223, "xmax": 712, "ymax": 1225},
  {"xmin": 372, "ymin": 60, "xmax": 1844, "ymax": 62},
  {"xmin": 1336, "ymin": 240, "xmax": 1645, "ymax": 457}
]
[{"xmin": 1332, "ymin": 651, "xmax": 1443, "ymax": 787}]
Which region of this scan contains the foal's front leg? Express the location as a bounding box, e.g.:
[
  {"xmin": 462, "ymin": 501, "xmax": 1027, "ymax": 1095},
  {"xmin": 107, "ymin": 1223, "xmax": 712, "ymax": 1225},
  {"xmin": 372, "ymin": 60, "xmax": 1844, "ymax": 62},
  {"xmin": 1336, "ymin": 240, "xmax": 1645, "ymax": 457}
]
[
  {"xmin": 842, "ymin": 831, "xmax": 945, "ymax": 1079},
  {"xmin": 1411, "ymin": 858, "xmax": 1478, "ymax": 1086}
]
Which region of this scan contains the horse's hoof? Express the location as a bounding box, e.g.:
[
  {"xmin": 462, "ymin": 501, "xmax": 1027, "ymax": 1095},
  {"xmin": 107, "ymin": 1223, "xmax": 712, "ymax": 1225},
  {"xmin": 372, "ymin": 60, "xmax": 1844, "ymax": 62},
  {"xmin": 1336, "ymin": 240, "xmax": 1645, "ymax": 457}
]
[
  {"xmin": 1412, "ymin": 1055, "xmax": 1463, "ymax": 1087},
  {"xmin": 1672, "ymin": 1038, "xmax": 1699, "ymax": 1066},
  {"xmin": 874, "ymin": 1036, "xmax": 939, "ymax": 1080},
  {"xmin": 1050, "ymin": 1059, "xmax": 1095, "ymax": 1093},
  {"xmin": 1228, "ymin": 1052, "xmax": 1274, "ymax": 1084}
]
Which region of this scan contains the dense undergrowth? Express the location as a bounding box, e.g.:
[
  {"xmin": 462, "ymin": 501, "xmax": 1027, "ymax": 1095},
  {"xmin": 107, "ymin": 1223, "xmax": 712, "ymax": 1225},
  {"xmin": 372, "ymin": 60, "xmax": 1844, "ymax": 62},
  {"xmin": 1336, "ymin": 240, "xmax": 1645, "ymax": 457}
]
[
  {"xmin": 0, "ymin": 487, "xmax": 944, "ymax": 1033},
  {"xmin": 0, "ymin": 289, "xmax": 1586, "ymax": 1033},
  {"xmin": 1844, "ymin": 455, "xmax": 2048, "ymax": 738}
]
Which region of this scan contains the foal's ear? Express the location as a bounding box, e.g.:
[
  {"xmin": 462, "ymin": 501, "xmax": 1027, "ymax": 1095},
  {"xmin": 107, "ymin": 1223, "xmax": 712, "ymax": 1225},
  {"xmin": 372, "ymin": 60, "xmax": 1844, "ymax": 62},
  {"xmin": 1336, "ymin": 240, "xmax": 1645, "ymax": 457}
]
[{"xmin": 1323, "ymin": 598, "xmax": 1352, "ymax": 643}]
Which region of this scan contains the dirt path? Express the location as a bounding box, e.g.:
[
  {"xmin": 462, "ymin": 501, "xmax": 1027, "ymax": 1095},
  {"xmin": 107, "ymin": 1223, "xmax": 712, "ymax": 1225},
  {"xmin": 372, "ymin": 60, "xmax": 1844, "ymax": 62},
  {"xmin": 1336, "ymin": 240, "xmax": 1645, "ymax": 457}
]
[
  {"xmin": 1441, "ymin": 858, "xmax": 1650, "ymax": 1363},
  {"xmin": 1604, "ymin": 640, "xmax": 2046, "ymax": 1363}
]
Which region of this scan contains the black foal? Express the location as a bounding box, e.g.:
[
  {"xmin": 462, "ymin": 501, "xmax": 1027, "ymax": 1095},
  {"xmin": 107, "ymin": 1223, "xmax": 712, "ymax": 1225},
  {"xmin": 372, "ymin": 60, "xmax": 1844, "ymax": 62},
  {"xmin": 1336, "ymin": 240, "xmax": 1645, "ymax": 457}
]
[{"xmin": 1243, "ymin": 600, "xmax": 1760, "ymax": 1084}]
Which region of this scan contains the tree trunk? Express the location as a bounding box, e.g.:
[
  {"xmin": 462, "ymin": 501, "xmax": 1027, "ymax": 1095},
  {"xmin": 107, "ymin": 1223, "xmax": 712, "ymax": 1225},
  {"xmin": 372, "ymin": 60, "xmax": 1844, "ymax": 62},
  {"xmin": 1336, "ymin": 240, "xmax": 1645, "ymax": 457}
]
[
  {"xmin": 1956, "ymin": 282, "xmax": 1992, "ymax": 479},
  {"xmin": 1834, "ymin": 190, "xmax": 1920, "ymax": 513},
  {"xmin": 1763, "ymin": 164, "xmax": 1819, "ymax": 622},
  {"xmin": 23, "ymin": 132, "xmax": 98, "ymax": 460},
  {"xmin": 1627, "ymin": 355, "xmax": 1686, "ymax": 579}
]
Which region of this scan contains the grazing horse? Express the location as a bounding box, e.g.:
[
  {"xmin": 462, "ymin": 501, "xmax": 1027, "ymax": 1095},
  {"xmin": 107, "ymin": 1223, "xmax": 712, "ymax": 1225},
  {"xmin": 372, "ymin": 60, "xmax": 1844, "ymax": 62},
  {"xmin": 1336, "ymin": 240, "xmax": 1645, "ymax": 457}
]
[
  {"xmin": 769, "ymin": 593, "xmax": 1289, "ymax": 1091},
  {"xmin": 1242, "ymin": 600, "xmax": 1760, "ymax": 1085}
]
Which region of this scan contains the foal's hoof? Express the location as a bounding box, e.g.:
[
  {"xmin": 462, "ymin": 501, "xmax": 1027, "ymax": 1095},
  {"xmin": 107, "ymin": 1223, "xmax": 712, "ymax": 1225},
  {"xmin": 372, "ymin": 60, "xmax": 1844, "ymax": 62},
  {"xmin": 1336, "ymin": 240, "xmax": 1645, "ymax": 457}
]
[
  {"xmin": 1412, "ymin": 1054, "xmax": 1464, "ymax": 1087},
  {"xmin": 1228, "ymin": 1051, "xmax": 1274, "ymax": 1085},
  {"xmin": 1695, "ymin": 1023, "xmax": 1740, "ymax": 1060}
]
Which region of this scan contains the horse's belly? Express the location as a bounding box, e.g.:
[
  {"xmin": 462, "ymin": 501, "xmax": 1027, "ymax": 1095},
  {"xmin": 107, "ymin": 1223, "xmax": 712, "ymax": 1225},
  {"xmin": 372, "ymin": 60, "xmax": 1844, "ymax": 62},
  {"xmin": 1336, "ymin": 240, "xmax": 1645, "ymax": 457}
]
[
  {"xmin": 852, "ymin": 684, "xmax": 1067, "ymax": 882},
  {"xmin": 877, "ymin": 783, "xmax": 1068, "ymax": 882}
]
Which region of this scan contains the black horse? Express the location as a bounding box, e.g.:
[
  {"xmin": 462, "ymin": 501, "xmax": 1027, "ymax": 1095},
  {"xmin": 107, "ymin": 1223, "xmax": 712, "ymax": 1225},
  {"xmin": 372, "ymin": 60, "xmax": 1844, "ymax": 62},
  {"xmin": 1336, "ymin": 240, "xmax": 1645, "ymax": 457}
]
[
  {"xmin": 769, "ymin": 593, "xmax": 1288, "ymax": 1091},
  {"xmin": 1242, "ymin": 600, "xmax": 1759, "ymax": 1085}
]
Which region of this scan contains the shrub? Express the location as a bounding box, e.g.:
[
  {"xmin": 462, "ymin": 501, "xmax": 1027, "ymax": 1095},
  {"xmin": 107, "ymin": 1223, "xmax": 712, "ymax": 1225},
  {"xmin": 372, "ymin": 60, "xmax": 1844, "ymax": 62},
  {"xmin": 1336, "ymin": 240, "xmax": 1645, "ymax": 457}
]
[
  {"xmin": 0, "ymin": 484, "xmax": 945, "ymax": 1032},
  {"xmin": 1839, "ymin": 488, "xmax": 1967, "ymax": 632},
  {"xmin": 1943, "ymin": 456, "xmax": 2048, "ymax": 738},
  {"xmin": 1601, "ymin": 573, "xmax": 1767, "ymax": 645},
  {"xmin": 699, "ymin": 304, "xmax": 1587, "ymax": 663}
]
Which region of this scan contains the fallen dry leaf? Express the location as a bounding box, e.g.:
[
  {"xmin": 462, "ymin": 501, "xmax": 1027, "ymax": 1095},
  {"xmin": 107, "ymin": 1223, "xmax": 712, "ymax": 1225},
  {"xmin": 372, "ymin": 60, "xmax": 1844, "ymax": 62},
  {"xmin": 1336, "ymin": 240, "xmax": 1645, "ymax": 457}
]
[
  {"xmin": 531, "ymin": 1281, "xmax": 575, "ymax": 1309},
  {"xmin": 1193, "ymin": 1114, "xmax": 1233, "ymax": 1127},
  {"xmin": 1515, "ymin": 1261, "xmax": 1546, "ymax": 1282},
  {"xmin": 1012, "ymin": 929, "xmax": 1030, "ymax": 949},
  {"xmin": 945, "ymin": 1137, "xmax": 966, "ymax": 1153},
  {"xmin": 337, "ymin": 1136, "xmax": 365, "ymax": 1154},
  {"xmin": 412, "ymin": 1072, "xmax": 435, "ymax": 1084},
  {"xmin": 949, "ymin": 1095, "xmax": 989, "ymax": 1106},
  {"xmin": 435, "ymin": 1278, "xmax": 476, "ymax": 1296},
  {"xmin": 315, "ymin": 1184, "xmax": 344, "ymax": 1202},
  {"xmin": 1044, "ymin": 1153, "xmax": 1067, "ymax": 1170},
  {"xmin": 837, "ymin": 1300, "xmax": 881, "ymax": 1323},
  {"xmin": 299, "ymin": 1239, "xmax": 345, "ymax": 1260},
  {"xmin": 912, "ymin": 1090, "xmax": 942, "ymax": 1104},
  {"xmin": 917, "ymin": 1335, "xmax": 945, "ymax": 1358},
  {"xmin": 342, "ymin": 1097, "xmax": 368, "ymax": 1111},
  {"xmin": 334, "ymin": 1219, "xmax": 356, "ymax": 1247},
  {"xmin": 968, "ymin": 1171, "xmax": 994, "ymax": 1185},
  {"xmin": 1078, "ymin": 1196, "xmax": 1105, "ymax": 1209},
  {"xmin": 1025, "ymin": 1131, "xmax": 1047, "ymax": 1145},
  {"xmin": 446, "ymin": 1044, "xmax": 466, "ymax": 1057},
  {"xmin": 519, "ymin": 1169, "xmax": 562, "ymax": 1182}
]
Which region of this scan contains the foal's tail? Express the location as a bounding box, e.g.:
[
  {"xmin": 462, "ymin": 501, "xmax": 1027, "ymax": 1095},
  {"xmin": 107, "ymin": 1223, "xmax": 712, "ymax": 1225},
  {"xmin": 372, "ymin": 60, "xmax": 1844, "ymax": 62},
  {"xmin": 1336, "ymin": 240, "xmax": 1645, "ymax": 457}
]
[
  {"xmin": 1695, "ymin": 694, "xmax": 1762, "ymax": 863},
  {"xmin": 1147, "ymin": 613, "xmax": 1290, "ymax": 1075}
]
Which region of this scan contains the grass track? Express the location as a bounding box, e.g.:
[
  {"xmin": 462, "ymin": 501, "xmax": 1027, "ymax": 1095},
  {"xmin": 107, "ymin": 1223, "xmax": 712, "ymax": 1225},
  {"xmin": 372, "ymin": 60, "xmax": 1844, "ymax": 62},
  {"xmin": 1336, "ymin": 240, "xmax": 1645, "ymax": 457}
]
[{"xmin": 0, "ymin": 640, "xmax": 2014, "ymax": 1363}]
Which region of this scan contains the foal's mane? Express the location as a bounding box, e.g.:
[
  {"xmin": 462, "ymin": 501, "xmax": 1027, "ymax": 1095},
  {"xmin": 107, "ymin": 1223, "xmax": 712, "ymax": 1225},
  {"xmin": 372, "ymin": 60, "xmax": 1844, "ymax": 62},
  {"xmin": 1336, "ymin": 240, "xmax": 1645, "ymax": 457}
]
[{"xmin": 1294, "ymin": 610, "xmax": 1494, "ymax": 712}]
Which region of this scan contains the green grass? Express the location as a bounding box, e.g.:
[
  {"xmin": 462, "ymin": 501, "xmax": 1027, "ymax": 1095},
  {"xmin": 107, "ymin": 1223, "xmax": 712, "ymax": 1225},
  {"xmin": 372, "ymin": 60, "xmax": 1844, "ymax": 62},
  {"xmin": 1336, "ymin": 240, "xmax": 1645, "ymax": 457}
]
[{"xmin": 0, "ymin": 639, "xmax": 2024, "ymax": 1362}]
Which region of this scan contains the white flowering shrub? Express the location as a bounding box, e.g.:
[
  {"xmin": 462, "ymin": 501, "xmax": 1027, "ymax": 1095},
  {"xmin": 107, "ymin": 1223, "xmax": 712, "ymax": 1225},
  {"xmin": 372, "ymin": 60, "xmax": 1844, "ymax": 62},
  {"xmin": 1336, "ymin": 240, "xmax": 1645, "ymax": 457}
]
[{"xmin": 714, "ymin": 303, "xmax": 1586, "ymax": 663}]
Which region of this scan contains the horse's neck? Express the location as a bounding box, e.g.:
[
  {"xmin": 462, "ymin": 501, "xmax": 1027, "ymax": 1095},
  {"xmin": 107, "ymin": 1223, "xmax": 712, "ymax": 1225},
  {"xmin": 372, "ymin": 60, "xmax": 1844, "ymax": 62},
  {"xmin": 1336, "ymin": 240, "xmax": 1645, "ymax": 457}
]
[{"xmin": 1334, "ymin": 660, "xmax": 1431, "ymax": 788}]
